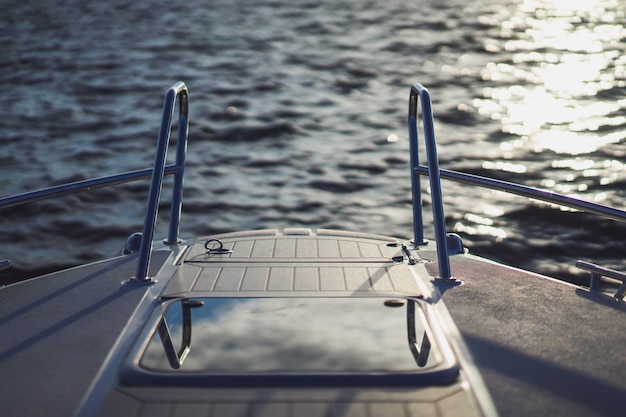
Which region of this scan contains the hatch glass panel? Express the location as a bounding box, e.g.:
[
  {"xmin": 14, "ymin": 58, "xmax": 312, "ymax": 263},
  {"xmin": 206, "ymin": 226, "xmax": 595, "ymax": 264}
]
[{"xmin": 137, "ymin": 297, "xmax": 450, "ymax": 376}]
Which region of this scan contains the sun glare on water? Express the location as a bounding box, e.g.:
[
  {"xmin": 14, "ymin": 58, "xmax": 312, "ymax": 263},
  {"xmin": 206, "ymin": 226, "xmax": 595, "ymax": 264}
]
[{"xmin": 474, "ymin": 0, "xmax": 626, "ymax": 156}]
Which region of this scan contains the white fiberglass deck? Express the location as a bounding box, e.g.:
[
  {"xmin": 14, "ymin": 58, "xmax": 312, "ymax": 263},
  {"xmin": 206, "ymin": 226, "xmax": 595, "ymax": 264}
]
[{"xmin": 91, "ymin": 229, "xmax": 486, "ymax": 417}]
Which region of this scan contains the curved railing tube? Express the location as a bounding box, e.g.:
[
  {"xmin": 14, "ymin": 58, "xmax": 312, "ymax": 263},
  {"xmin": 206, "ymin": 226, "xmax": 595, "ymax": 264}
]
[
  {"xmin": 408, "ymin": 82, "xmax": 626, "ymax": 284},
  {"xmin": 0, "ymin": 82, "xmax": 189, "ymax": 282},
  {"xmin": 408, "ymin": 83, "xmax": 452, "ymax": 279},
  {"xmin": 135, "ymin": 81, "xmax": 189, "ymax": 281},
  {"xmin": 0, "ymin": 167, "xmax": 178, "ymax": 211},
  {"xmin": 413, "ymin": 166, "xmax": 626, "ymax": 224}
]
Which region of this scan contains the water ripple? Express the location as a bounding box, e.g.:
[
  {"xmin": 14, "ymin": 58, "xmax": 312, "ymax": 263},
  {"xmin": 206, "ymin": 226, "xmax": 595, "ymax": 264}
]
[{"xmin": 1, "ymin": 0, "xmax": 626, "ymax": 284}]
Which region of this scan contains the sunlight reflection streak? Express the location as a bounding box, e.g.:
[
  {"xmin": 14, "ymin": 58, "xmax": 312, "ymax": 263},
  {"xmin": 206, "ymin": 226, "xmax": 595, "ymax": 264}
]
[{"xmin": 475, "ymin": 0, "xmax": 626, "ymax": 156}]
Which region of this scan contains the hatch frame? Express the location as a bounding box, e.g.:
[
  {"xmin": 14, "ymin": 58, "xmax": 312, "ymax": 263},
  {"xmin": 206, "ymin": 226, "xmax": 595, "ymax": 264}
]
[{"xmin": 119, "ymin": 296, "xmax": 459, "ymax": 387}]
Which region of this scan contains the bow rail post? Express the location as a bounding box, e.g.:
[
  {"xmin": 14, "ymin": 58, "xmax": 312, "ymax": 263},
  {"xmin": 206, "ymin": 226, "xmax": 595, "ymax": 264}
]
[
  {"xmin": 134, "ymin": 81, "xmax": 189, "ymax": 282},
  {"xmin": 408, "ymin": 83, "xmax": 452, "ymax": 279}
]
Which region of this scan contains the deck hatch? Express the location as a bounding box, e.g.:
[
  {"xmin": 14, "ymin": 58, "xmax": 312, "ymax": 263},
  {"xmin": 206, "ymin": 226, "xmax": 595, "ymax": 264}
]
[{"xmin": 122, "ymin": 297, "xmax": 458, "ymax": 387}]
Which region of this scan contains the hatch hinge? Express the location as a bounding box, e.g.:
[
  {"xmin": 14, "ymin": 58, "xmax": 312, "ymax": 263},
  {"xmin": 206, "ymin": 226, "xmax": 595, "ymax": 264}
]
[{"xmin": 402, "ymin": 243, "xmax": 417, "ymax": 265}]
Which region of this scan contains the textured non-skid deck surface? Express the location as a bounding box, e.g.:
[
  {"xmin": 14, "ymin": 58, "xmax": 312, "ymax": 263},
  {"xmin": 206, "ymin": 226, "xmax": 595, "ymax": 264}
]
[
  {"xmin": 163, "ymin": 229, "xmax": 423, "ymax": 298},
  {"xmin": 432, "ymin": 254, "xmax": 626, "ymax": 417},
  {"xmin": 0, "ymin": 252, "xmax": 170, "ymax": 417}
]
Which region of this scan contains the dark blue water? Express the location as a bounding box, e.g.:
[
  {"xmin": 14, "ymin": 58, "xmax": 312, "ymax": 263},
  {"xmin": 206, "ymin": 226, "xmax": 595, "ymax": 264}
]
[{"xmin": 2, "ymin": 0, "xmax": 626, "ymax": 285}]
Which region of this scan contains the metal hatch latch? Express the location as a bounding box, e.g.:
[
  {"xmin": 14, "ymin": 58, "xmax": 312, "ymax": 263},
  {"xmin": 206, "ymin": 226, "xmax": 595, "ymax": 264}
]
[
  {"xmin": 389, "ymin": 242, "xmax": 417, "ymax": 264},
  {"xmin": 402, "ymin": 244, "xmax": 417, "ymax": 265}
]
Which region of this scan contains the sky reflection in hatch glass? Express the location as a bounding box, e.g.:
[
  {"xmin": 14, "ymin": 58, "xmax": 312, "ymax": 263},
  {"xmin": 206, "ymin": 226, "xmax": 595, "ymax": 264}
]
[{"xmin": 140, "ymin": 297, "xmax": 441, "ymax": 374}]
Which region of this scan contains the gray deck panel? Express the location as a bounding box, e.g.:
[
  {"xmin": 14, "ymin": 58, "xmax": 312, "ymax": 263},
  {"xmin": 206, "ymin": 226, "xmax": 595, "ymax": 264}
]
[
  {"xmin": 292, "ymin": 403, "xmax": 327, "ymax": 417},
  {"xmin": 231, "ymin": 239, "xmax": 253, "ymax": 258},
  {"xmin": 213, "ymin": 267, "xmax": 245, "ymax": 291},
  {"xmin": 388, "ymin": 264, "xmax": 421, "ymax": 293},
  {"xmin": 370, "ymin": 402, "xmax": 417, "ymax": 417},
  {"xmin": 211, "ymin": 403, "xmax": 249, "ymax": 417},
  {"xmin": 162, "ymin": 260, "xmax": 201, "ymax": 296},
  {"xmin": 191, "ymin": 266, "xmax": 220, "ymax": 291},
  {"xmin": 319, "ymin": 267, "xmax": 346, "ymax": 291},
  {"xmin": 137, "ymin": 403, "xmax": 174, "ymax": 417},
  {"xmin": 100, "ymin": 384, "xmax": 476, "ymax": 417},
  {"xmin": 328, "ymin": 402, "xmax": 366, "ymax": 417},
  {"xmin": 359, "ymin": 241, "xmax": 383, "ymax": 258},
  {"xmin": 240, "ymin": 267, "xmax": 270, "ymax": 291},
  {"xmin": 294, "ymin": 267, "xmax": 319, "ymax": 291},
  {"xmin": 268, "ymin": 267, "xmax": 293, "ymax": 291},
  {"xmin": 318, "ymin": 239, "xmax": 340, "ymax": 258},
  {"xmin": 166, "ymin": 232, "xmax": 420, "ymax": 298},
  {"xmin": 173, "ymin": 403, "xmax": 212, "ymax": 417},
  {"xmin": 339, "ymin": 240, "xmax": 360, "ymax": 258},
  {"xmin": 343, "ymin": 267, "xmax": 372, "ymax": 292},
  {"xmin": 250, "ymin": 403, "xmax": 289, "ymax": 417},
  {"xmin": 171, "ymin": 263, "xmax": 420, "ymax": 297},
  {"xmin": 369, "ymin": 266, "xmax": 395, "ymax": 291},
  {"xmin": 406, "ymin": 402, "xmax": 438, "ymax": 417},
  {"xmin": 296, "ymin": 238, "xmax": 318, "ymax": 258},
  {"xmin": 275, "ymin": 238, "xmax": 296, "ymax": 258},
  {"xmin": 251, "ymin": 239, "xmax": 275, "ymax": 258},
  {"xmin": 183, "ymin": 232, "xmax": 404, "ymax": 264}
]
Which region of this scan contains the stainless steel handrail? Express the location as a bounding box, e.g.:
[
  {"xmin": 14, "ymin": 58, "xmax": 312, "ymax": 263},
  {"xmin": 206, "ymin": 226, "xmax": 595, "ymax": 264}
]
[
  {"xmin": 413, "ymin": 166, "xmax": 626, "ymax": 224},
  {"xmin": 409, "ymin": 82, "xmax": 626, "ymax": 283},
  {"xmin": 0, "ymin": 82, "xmax": 189, "ymax": 282},
  {"xmin": 409, "ymin": 83, "xmax": 452, "ymax": 279},
  {"xmin": 135, "ymin": 81, "xmax": 188, "ymax": 281},
  {"xmin": 0, "ymin": 167, "xmax": 177, "ymax": 210}
]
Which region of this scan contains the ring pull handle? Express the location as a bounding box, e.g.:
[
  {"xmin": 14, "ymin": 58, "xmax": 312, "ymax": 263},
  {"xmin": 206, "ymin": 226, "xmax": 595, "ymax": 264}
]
[{"xmin": 204, "ymin": 239, "xmax": 232, "ymax": 254}]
